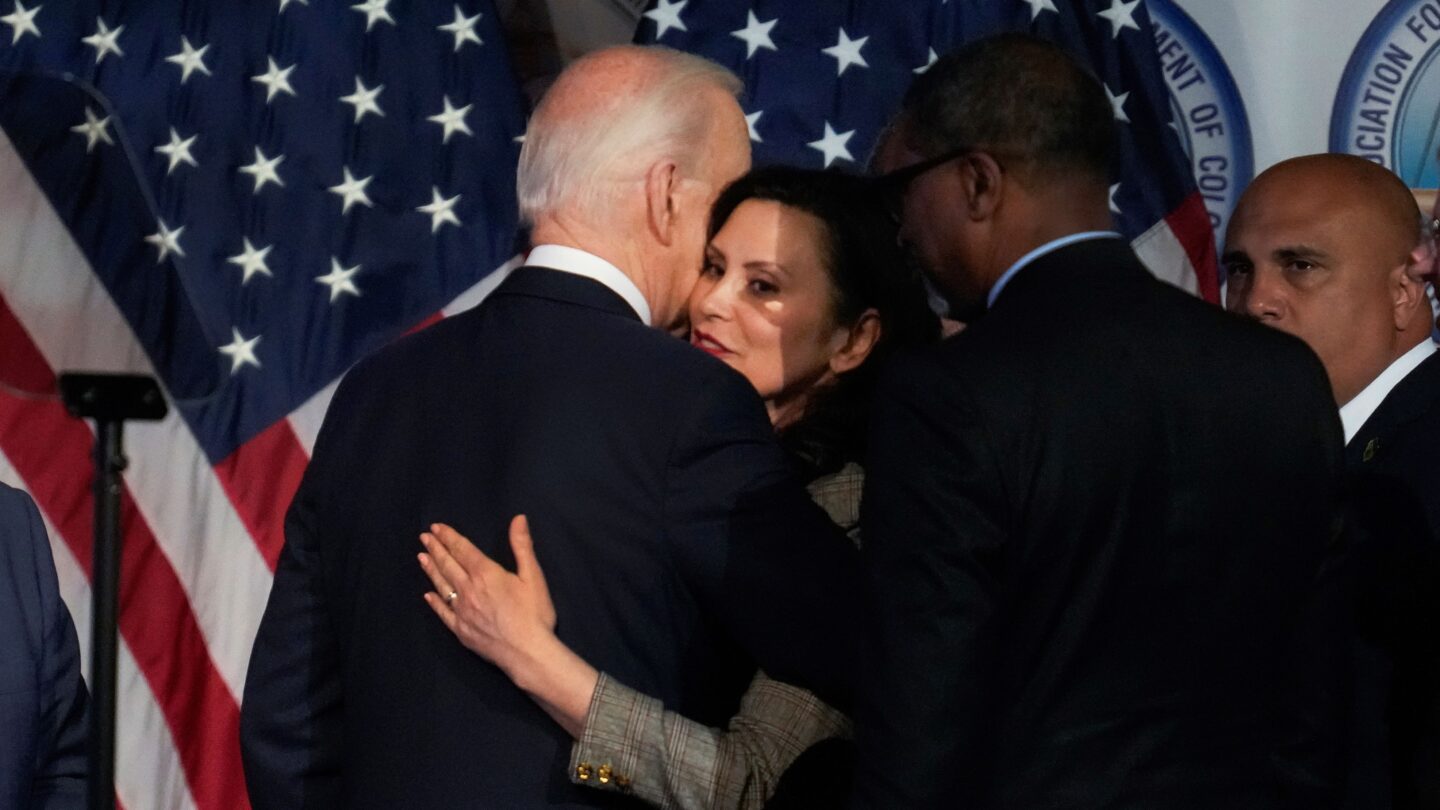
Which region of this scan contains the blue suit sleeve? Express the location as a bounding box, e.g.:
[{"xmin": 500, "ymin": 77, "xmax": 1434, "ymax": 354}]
[
  {"xmin": 240, "ymin": 396, "xmax": 349, "ymax": 809},
  {"xmin": 19, "ymin": 488, "xmax": 90, "ymax": 809}
]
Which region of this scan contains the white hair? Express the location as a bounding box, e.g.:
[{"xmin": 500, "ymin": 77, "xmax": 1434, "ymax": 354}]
[{"xmin": 516, "ymin": 46, "xmax": 743, "ymax": 227}]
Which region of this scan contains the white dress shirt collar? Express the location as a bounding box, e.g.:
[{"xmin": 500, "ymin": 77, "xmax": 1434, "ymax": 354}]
[
  {"xmin": 987, "ymin": 231, "xmax": 1124, "ymax": 308},
  {"xmin": 526, "ymin": 244, "xmax": 652, "ymax": 326},
  {"xmin": 1340, "ymin": 339, "xmax": 1437, "ymax": 444}
]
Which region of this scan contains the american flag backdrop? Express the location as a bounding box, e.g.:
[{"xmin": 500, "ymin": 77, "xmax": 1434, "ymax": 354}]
[
  {"xmin": 0, "ymin": 0, "xmax": 1219, "ymax": 806},
  {"xmin": 636, "ymin": 0, "xmax": 1220, "ymax": 301},
  {"xmin": 0, "ymin": 1, "xmax": 525, "ymax": 807}
]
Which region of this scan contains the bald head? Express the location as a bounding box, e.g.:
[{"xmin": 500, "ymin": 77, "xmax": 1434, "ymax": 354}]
[
  {"xmin": 1224, "ymin": 153, "xmax": 1432, "ymax": 405},
  {"xmin": 1245, "ymin": 154, "xmax": 1420, "ymax": 254}
]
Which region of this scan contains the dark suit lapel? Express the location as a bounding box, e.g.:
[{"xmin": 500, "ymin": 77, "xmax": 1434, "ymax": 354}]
[
  {"xmin": 1347, "ymin": 348, "xmax": 1440, "ymax": 468},
  {"xmin": 491, "ymin": 265, "xmax": 645, "ymax": 323}
]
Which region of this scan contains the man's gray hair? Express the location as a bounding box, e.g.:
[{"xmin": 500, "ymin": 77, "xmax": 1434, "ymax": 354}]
[{"xmin": 516, "ymin": 46, "xmax": 742, "ymax": 226}]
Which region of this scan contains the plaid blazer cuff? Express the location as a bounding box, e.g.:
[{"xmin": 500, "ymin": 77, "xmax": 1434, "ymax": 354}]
[{"xmin": 568, "ymin": 672, "xmax": 665, "ymax": 803}]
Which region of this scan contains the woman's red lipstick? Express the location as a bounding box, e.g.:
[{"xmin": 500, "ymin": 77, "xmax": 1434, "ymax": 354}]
[{"xmin": 692, "ymin": 329, "xmax": 732, "ymax": 356}]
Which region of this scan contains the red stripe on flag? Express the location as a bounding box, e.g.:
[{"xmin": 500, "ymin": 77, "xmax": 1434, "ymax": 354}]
[
  {"xmin": 405, "ymin": 310, "xmax": 444, "ymax": 336},
  {"xmin": 215, "ymin": 307, "xmax": 447, "ymax": 573},
  {"xmin": 0, "ymin": 293, "xmax": 249, "ymax": 810},
  {"xmin": 214, "ymin": 419, "xmax": 309, "ymax": 571},
  {"xmin": 1164, "ymin": 191, "xmax": 1220, "ymax": 304}
]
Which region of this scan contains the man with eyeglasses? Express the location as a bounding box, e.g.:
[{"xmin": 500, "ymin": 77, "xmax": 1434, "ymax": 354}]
[
  {"xmin": 1225, "ymin": 154, "xmax": 1440, "ymax": 808},
  {"xmin": 854, "ymin": 33, "xmax": 1343, "ymax": 809}
]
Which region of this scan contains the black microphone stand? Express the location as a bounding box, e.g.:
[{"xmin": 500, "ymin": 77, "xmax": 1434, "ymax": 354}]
[{"xmin": 58, "ymin": 373, "xmax": 166, "ymax": 810}]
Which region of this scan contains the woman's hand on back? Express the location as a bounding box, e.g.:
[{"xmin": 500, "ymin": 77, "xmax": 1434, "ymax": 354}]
[
  {"xmin": 418, "ymin": 516, "xmax": 599, "ymax": 738},
  {"xmin": 419, "ymin": 516, "xmax": 557, "ymax": 673}
]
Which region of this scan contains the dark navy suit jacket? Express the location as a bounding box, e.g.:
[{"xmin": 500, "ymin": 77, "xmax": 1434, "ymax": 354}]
[
  {"xmin": 0, "ymin": 482, "xmax": 88, "ymax": 809},
  {"xmin": 240, "ymin": 266, "xmax": 859, "ymax": 809},
  {"xmin": 1346, "ymin": 349, "xmax": 1440, "ymax": 537},
  {"xmin": 855, "ymin": 239, "xmax": 1344, "ymax": 809},
  {"xmin": 1338, "ymin": 349, "xmax": 1440, "ymax": 809}
]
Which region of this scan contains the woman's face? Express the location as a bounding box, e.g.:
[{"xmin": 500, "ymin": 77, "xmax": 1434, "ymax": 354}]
[{"xmin": 688, "ymin": 199, "xmax": 854, "ymax": 429}]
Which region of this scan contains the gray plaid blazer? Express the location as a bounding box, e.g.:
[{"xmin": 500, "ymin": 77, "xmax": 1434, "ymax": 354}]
[{"xmin": 566, "ymin": 463, "xmax": 863, "ymax": 809}]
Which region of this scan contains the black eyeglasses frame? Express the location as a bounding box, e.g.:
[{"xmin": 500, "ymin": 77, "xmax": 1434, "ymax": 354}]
[{"xmin": 872, "ymin": 144, "xmax": 1007, "ymax": 222}]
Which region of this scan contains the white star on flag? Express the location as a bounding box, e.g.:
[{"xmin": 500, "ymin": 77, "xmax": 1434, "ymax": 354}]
[
  {"xmin": 438, "ymin": 4, "xmax": 483, "ymax": 51},
  {"xmin": 417, "ymin": 187, "xmax": 462, "ymax": 233},
  {"xmin": 144, "ymin": 220, "xmax": 185, "ymax": 263},
  {"xmin": 252, "ymin": 57, "xmax": 297, "ymax": 103},
  {"xmin": 1021, "ymin": 0, "xmax": 1058, "ymax": 20},
  {"xmin": 822, "ymin": 28, "xmax": 869, "ymax": 77},
  {"xmin": 1109, "ymin": 183, "xmax": 1122, "ymax": 215},
  {"xmin": 81, "ymin": 17, "xmax": 123, "ymax": 63},
  {"xmin": 154, "ymin": 127, "xmax": 199, "ymax": 174},
  {"xmin": 1106, "ymin": 84, "xmax": 1130, "ymax": 123},
  {"xmin": 427, "ymin": 96, "xmax": 473, "ymax": 143},
  {"xmin": 3, "ymin": 0, "xmax": 535, "ymax": 801},
  {"xmin": 166, "ymin": 36, "xmax": 211, "ymax": 83},
  {"xmin": 731, "ymin": 11, "xmax": 777, "ymax": 59},
  {"xmin": 316, "ymin": 258, "xmax": 362, "ymax": 303},
  {"xmin": 70, "ymin": 107, "xmax": 114, "ymax": 152},
  {"xmin": 329, "ymin": 167, "xmax": 375, "ymax": 214},
  {"xmin": 340, "ymin": 77, "xmax": 385, "ymax": 123},
  {"xmin": 1097, "ymin": 0, "xmax": 1142, "ymax": 39},
  {"xmin": 643, "ymin": 0, "xmax": 687, "ymax": 40},
  {"xmin": 239, "ymin": 146, "xmax": 285, "ymax": 193},
  {"xmin": 218, "ymin": 328, "xmax": 261, "ymax": 374},
  {"xmin": 807, "ymin": 121, "xmax": 854, "ymax": 168},
  {"xmin": 1, "ymin": 0, "xmax": 41, "ymax": 45},
  {"xmin": 228, "ymin": 238, "xmax": 274, "ymax": 284},
  {"xmin": 745, "ymin": 110, "xmax": 764, "ymax": 143},
  {"xmin": 915, "ymin": 47, "xmax": 938, "ymax": 74},
  {"xmin": 351, "ymin": 0, "xmax": 395, "ymax": 32}
]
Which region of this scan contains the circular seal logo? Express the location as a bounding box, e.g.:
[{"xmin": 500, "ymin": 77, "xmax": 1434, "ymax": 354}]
[
  {"xmin": 1147, "ymin": 0, "xmax": 1254, "ymax": 244},
  {"xmin": 1332, "ymin": 0, "xmax": 1440, "ymax": 185}
]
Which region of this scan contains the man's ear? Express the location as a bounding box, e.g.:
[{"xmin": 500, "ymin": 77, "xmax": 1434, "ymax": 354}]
[
  {"xmin": 644, "ymin": 160, "xmax": 680, "ymax": 247},
  {"xmin": 958, "ymin": 152, "xmax": 1005, "ymax": 221},
  {"xmin": 828, "ymin": 310, "xmax": 882, "ymax": 376},
  {"xmin": 1393, "ymin": 244, "xmax": 1430, "ymax": 329}
]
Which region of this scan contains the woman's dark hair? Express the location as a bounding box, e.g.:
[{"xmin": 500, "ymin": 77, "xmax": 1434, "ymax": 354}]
[{"xmin": 707, "ymin": 165, "xmax": 941, "ymax": 479}]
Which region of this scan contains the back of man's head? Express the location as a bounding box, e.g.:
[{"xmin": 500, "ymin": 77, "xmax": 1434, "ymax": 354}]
[
  {"xmin": 517, "ymin": 46, "xmax": 742, "ymax": 229},
  {"xmin": 899, "ymin": 33, "xmax": 1114, "ymax": 188}
]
